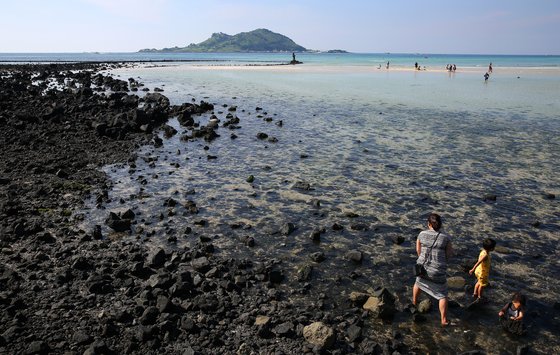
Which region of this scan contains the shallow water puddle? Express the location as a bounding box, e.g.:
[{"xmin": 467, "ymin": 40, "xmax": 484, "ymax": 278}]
[{"xmin": 76, "ymin": 65, "xmax": 560, "ymax": 353}]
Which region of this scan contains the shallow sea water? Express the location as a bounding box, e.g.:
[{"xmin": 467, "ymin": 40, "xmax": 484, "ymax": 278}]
[{"xmin": 79, "ymin": 63, "xmax": 560, "ymax": 353}]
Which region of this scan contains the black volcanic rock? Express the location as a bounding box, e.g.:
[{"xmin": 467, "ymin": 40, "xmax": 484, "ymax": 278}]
[{"xmin": 105, "ymin": 212, "xmax": 131, "ymax": 232}]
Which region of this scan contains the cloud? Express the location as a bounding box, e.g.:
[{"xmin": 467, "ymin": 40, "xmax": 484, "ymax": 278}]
[{"xmin": 82, "ymin": 0, "xmax": 168, "ymax": 22}]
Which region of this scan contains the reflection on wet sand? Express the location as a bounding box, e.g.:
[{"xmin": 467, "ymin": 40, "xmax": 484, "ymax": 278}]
[{"xmin": 80, "ymin": 65, "xmax": 560, "ymax": 353}]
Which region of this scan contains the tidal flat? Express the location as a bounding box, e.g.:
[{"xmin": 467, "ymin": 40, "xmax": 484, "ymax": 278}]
[
  {"xmin": 0, "ymin": 61, "xmax": 558, "ymax": 354},
  {"xmin": 83, "ymin": 63, "xmax": 559, "ymax": 353}
]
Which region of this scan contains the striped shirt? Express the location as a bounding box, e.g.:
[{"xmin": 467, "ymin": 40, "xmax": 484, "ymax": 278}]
[{"xmin": 416, "ymin": 230, "xmax": 451, "ymax": 283}]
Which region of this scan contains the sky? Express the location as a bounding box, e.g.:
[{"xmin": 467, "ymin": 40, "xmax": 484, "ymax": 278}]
[{"xmin": 1, "ymin": 0, "xmax": 559, "ymax": 54}]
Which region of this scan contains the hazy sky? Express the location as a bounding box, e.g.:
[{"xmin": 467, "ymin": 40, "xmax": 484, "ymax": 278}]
[{"xmin": 1, "ymin": 0, "xmax": 559, "ymax": 54}]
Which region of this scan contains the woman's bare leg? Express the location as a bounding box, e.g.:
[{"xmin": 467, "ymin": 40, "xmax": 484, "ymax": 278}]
[
  {"xmin": 439, "ymin": 297, "xmax": 449, "ymax": 325},
  {"xmin": 412, "ymin": 283, "xmax": 421, "ymax": 305}
]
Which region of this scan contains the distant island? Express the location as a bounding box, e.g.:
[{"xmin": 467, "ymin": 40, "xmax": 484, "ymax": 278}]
[
  {"xmin": 139, "ymin": 29, "xmax": 307, "ymax": 53},
  {"xmin": 325, "ymin": 49, "xmax": 348, "ymax": 53}
]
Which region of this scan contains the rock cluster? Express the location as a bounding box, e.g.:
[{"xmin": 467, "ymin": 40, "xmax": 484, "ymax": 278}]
[{"xmin": 0, "ymin": 63, "xmax": 418, "ymax": 354}]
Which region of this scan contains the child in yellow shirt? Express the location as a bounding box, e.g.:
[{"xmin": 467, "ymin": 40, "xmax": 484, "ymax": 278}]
[{"xmin": 469, "ymin": 238, "xmax": 496, "ymax": 300}]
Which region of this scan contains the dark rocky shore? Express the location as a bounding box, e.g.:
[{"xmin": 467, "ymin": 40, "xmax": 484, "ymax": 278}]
[
  {"xmin": 0, "ymin": 63, "xmax": 554, "ymax": 354},
  {"xmin": 0, "ymin": 63, "xmax": 406, "ymax": 354}
]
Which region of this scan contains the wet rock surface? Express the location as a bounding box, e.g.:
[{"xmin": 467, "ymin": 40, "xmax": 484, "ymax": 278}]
[
  {"xmin": 1, "ymin": 63, "xmax": 557, "ymax": 354},
  {"xmin": 0, "ymin": 63, "xmax": 414, "ymax": 354}
]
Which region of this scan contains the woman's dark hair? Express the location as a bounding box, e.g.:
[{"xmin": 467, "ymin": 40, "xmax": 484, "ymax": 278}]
[
  {"xmin": 427, "ymin": 213, "xmax": 442, "ymax": 231},
  {"xmin": 483, "ymin": 238, "xmax": 496, "ymax": 251},
  {"xmin": 512, "ymin": 292, "xmax": 526, "ymax": 306}
]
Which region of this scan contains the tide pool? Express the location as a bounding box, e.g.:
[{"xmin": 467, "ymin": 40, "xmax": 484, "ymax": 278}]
[{"xmin": 73, "ymin": 58, "xmax": 560, "ymax": 353}]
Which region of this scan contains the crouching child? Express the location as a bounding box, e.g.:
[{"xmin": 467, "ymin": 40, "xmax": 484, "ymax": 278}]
[{"xmin": 498, "ymin": 292, "xmax": 527, "ymax": 335}]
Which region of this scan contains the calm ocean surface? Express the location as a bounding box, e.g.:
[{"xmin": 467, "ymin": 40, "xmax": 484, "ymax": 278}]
[
  {"xmin": 2, "ymin": 52, "xmax": 560, "ymax": 67},
  {"xmin": 7, "ymin": 52, "xmax": 559, "ymax": 352}
]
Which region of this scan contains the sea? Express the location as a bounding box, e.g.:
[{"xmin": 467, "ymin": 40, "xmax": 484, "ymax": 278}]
[
  {"xmin": 2, "ymin": 51, "xmax": 560, "ymax": 67},
  {"xmin": 4, "ymin": 52, "xmax": 559, "ymax": 352}
]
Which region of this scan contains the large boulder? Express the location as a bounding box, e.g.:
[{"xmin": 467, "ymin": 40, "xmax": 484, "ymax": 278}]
[
  {"xmin": 346, "ymin": 324, "xmax": 362, "ymax": 342},
  {"xmin": 177, "ymin": 111, "xmax": 195, "ymax": 127},
  {"xmin": 268, "ymin": 269, "xmax": 284, "ymax": 284},
  {"xmin": 417, "ymin": 299, "xmax": 432, "ymax": 313},
  {"xmin": 349, "ymin": 292, "xmax": 370, "ymax": 307},
  {"xmin": 191, "ymin": 257, "xmax": 211, "ymax": 273},
  {"xmin": 25, "ymin": 341, "xmax": 50, "ymax": 354},
  {"xmin": 143, "ymin": 92, "xmax": 170, "ymax": 108},
  {"xmin": 148, "ymin": 248, "xmax": 167, "ymax": 268},
  {"xmin": 296, "ymin": 264, "xmax": 313, "ymax": 282},
  {"xmin": 447, "ymin": 276, "xmax": 466, "ymax": 289},
  {"xmin": 139, "ymin": 306, "xmax": 160, "ymax": 325},
  {"xmin": 105, "ymin": 212, "xmax": 131, "ymax": 232},
  {"xmin": 273, "ymin": 321, "xmax": 295, "ymax": 338},
  {"xmin": 280, "ymin": 222, "xmax": 296, "ymax": 236},
  {"xmin": 309, "ymin": 229, "xmax": 321, "ymax": 242},
  {"xmin": 255, "ymin": 315, "xmax": 271, "ymax": 326},
  {"xmin": 309, "ymin": 252, "xmax": 325, "ymax": 263},
  {"xmin": 120, "ymin": 94, "xmax": 139, "ymax": 107},
  {"xmin": 346, "ymin": 250, "xmax": 363, "ymax": 263},
  {"xmin": 303, "ymin": 322, "xmax": 336, "ymax": 350},
  {"xmin": 363, "ymin": 288, "xmax": 396, "ymax": 319},
  {"xmin": 256, "ymin": 132, "xmax": 268, "ymax": 140},
  {"xmin": 198, "ymin": 100, "xmax": 214, "ymax": 112},
  {"xmin": 292, "ymin": 181, "xmax": 311, "ymax": 190}
]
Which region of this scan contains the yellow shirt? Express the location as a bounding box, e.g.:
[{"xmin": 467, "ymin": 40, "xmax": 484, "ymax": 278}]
[{"xmin": 475, "ymin": 249, "xmax": 491, "ymax": 283}]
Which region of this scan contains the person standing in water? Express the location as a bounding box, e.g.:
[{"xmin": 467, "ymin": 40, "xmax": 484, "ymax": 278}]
[
  {"xmin": 489, "ymin": 62, "xmax": 493, "ymax": 73},
  {"xmin": 412, "ymin": 213, "xmax": 454, "ymax": 326},
  {"xmin": 469, "ymin": 238, "xmax": 496, "ymax": 301},
  {"xmin": 386, "ymin": 61, "xmax": 390, "ymax": 69}
]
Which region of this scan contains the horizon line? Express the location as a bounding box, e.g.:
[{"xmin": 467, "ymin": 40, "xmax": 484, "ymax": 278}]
[{"xmin": 1, "ymin": 51, "xmax": 560, "ymax": 56}]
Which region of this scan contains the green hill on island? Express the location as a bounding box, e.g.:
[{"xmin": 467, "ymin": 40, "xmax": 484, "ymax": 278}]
[{"xmin": 139, "ymin": 29, "xmax": 307, "ymax": 53}]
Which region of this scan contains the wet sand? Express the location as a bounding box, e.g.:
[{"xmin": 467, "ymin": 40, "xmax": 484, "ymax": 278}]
[
  {"xmin": 1, "ymin": 62, "xmax": 558, "ymax": 354},
  {"xmin": 176, "ymin": 62, "xmax": 560, "ymax": 76},
  {"xmin": 86, "ymin": 62, "xmax": 560, "ymax": 353}
]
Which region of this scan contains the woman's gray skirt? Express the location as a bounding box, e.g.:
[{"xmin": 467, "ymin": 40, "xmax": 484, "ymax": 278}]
[{"xmin": 415, "ymin": 276, "xmax": 448, "ymax": 300}]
